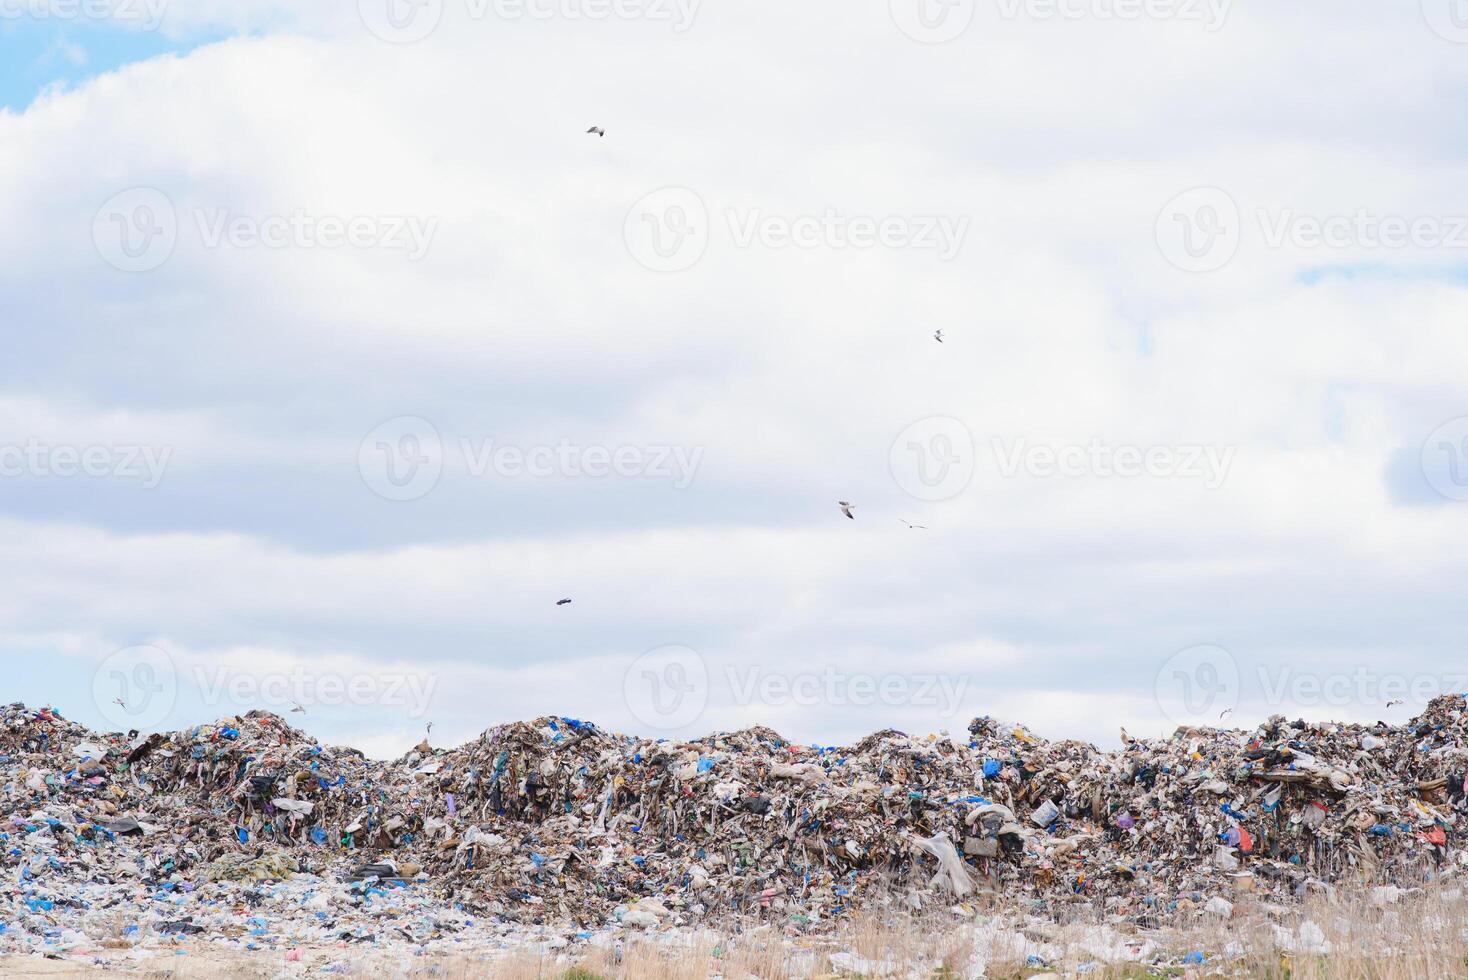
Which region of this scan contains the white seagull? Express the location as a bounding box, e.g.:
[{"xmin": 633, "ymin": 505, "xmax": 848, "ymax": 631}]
[{"xmin": 838, "ymin": 501, "xmax": 856, "ymax": 520}]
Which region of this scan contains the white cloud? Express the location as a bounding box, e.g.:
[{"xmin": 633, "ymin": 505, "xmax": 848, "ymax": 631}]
[{"xmin": 2, "ymin": 4, "xmax": 1468, "ymax": 752}]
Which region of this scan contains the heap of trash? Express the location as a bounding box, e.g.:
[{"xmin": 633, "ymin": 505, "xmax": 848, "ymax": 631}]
[{"xmin": 4, "ymin": 696, "xmax": 1467, "ymax": 953}]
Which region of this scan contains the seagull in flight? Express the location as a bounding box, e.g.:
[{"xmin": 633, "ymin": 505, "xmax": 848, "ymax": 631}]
[
  {"xmin": 899, "ymin": 519, "xmax": 927, "ymax": 530},
  {"xmin": 586, "ymin": 126, "xmax": 606, "ymax": 138},
  {"xmin": 290, "ymin": 702, "xmax": 306, "ymax": 714},
  {"xmin": 1219, "ymin": 708, "xmax": 1233, "ymax": 721},
  {"xmin": 838, "ymin": 501, "xmax": 856, "ymax": 520},
  {"xmin": 112, "ymin": 697, "xmax": 126, "ymax": 710},
  {"xmin": 556, "ymin": 598, "xmax": 573, "ymax": 606},
  {"xmin": 934, "ymin": 330, "xmax": 944, "ymax": 343},
  {"xmin": 1386, "ymin": 699, "xmax": 1404, "ymax": 708}
]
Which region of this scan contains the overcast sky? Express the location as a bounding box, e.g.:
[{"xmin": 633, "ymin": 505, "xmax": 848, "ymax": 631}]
[{"xmin": 3, "ymin": 0, "xmax": 1468, "ymax": 757}]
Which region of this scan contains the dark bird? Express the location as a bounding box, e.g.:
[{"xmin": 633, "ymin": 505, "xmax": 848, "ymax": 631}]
[
  {"xmin": 1386, "ymin": 699, "xmax": 1404, "ymax": 708},
  {"xmin": 586, "ymin": 126, "xmax": 605, "ymax": 137},
  {"xmin": 556, "ymin": 598, "xmax": 573, "ymax": 606},
  {"xmin": 934, "ymin": 330, "xmax": 944, "ymax": 343},
  {"xmin": 838, "ymin": 501, "xmax": 856, "ymax": 520}
]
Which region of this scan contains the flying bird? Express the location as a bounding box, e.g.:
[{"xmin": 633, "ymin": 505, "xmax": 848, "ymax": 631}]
[
  {"xmin": 899, "ymin": 519, "xmax": 927, "ymax": 530},
  {"xmin": 934, "ymin": 330, "xmax": 944, "ymax": 343},
  {"xmin": 1219, "ymin": 708, "xmax": 1233, "ymax": 721},
  {"xmin": 290, "ymin": 702, "xmax": 306, "ymax": 714},
  {"xmin": 586, "ymin": 126, "xmax": 605, "ymax": 137},
  {"xmin": 112, "ymin": 697, "xmax": 126, "ymax": 710},
  {"xmin": 838, "ymin": 501, "xmax": 856, "ymax": 520},
  {"xmin": 556, "ymin": 598, "xmax": 573, "ymax": 606},
  {"xmin": 1386, "ymin": 699, "xmax": 1404, "ymax": 708}
]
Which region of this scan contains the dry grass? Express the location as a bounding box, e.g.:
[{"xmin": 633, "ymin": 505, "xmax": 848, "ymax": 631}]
[{"xmin": 10, "ymin": 884, "xmax": 1468, "ymax": 978}]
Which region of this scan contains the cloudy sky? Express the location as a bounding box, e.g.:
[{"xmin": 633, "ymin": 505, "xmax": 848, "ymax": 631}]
[{"xmin": 3, "ymin": 0, "xmax": 1467, "ymax": 757}]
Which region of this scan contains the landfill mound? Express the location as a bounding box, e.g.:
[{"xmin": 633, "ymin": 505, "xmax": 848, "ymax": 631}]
[{"xmin": 5, "ymin": 697, "xmax": 1466, "ymax": 944}]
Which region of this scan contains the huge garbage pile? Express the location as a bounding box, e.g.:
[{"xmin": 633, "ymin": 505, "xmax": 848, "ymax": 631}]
[{"xmin": 4, "ymin": 697, "xmax": 1467, "ymax": 948}]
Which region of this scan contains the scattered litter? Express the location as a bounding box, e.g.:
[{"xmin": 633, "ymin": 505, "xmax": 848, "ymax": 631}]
[{"xmin": 3, "ymin": 696, "xmax": 1468, "ymax": 960}]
